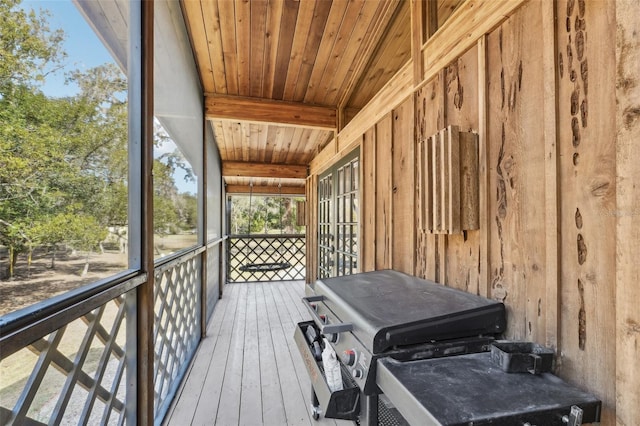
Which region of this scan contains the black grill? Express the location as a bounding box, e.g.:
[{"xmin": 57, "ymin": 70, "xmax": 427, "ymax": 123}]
[{"xmin": 294, "ymin": 270, "xmax": 601, "ymax": 425}]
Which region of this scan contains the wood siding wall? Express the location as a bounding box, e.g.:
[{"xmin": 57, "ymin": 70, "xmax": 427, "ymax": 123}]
[{"xmin": 308, "ymin": 1, "xmax": 638, "ymax": 423}]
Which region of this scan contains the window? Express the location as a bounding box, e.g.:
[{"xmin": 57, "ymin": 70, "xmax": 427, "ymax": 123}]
[
  {"xmin": 0, "ymin": 0, "xmax": 130, "ymax": 315},
  {"xmin": 152, "ymin": 0, "xmax": 202, "ymax": 259}
]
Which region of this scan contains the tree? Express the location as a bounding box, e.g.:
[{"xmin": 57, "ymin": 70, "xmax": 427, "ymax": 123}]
[
  {"xmin": 0, "ymin": 0, "xmax": 66, "ymax": 277},
  {"xmin": 0, "ymin": 0, "xmax": 65, "ymax": 92},
  {"xmin": 1, "ymin": 0, "xmax": 131, "ymax": 278}
]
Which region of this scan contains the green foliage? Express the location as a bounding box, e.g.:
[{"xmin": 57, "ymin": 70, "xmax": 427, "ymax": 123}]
[
  {"xmin": 0, "ymin": 0, "xmax": 65, "ymax": 90},
  {"xmin": 229, "ymin": 195, "xmax": 305, "ymax": 235},
  {"xmin": 0, "ymin": 0, "xmax": 199, "ymax": 278},
  {"xmin": 0, "ymin": 1, "xmax": 131, "ymax": 277}
]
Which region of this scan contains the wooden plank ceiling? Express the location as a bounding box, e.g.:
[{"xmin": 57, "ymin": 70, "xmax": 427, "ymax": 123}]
[
  {"xmin": 181, "ymin": 0, "xmax": 408, "ymax": 192},
  {"xmin": 181, "ymin": 0, "xmax": 464, "ymax": 193}
]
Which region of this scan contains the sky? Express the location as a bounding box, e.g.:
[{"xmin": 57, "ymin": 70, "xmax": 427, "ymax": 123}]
[
  {"xmin": 23, "ymin": 0, "xmax": 113, "ymax": 98},
  {"xmin": 21, "ymin": 1, "xmax": 197, "ymax": 195}
]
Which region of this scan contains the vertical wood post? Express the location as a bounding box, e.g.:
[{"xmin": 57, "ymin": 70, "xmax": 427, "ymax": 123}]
[
  {"xmin": 477, "ymin": 36, "xmax": 489, "ymax": 298},
  {"xmin": 541, "ymin": 0, "xmax": 559, "ymax": 350},
  {"xmin": 137, "ymin": 1, "xmax": 154, "ymax": 424},
  {"xmin": 201, "ymin": 119, "xmax": 208, "ymax": 338},
  {"xmin": 411, "ymin": 0, "xmax": 424, "ymax": 84},
  {"xmin": 616, "ymin": 1, "xmax": 640, "ymax": 423}
]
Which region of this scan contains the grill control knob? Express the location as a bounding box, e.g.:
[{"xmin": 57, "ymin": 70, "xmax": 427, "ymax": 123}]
[
  {"xmin": 351, "ymin": 368, "xmax": 363, "ymax": 379},
  {"xmin": 341, "ymin": 350, "xmax": 356, "ymax": 366}
]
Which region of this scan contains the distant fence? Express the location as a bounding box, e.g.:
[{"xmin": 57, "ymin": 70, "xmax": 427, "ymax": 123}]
[{"xmin": 227, "ymin": 234, "xmax": 305, "ymax": 282}]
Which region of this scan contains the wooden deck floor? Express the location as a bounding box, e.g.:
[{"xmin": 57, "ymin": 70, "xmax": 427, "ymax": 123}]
[{"xmin": 164, "ymin": 281, "xmax": 353, "ymax": 426}]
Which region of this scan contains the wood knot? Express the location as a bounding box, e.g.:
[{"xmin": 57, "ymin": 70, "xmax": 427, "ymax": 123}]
[
  {"xmin": 577, "ymin": 234, "xmax": 587, "ymax": 265},
  {"xmin": 590, "ymin": 179, "xmax": 610, "ymax": 197},
  {"xmin": 575, "ymin": 208, "xmax": 583, "ymax": 229},
  {"xmin": 623, "ymin": 106, "xmax": 640, "ymax": 130}
]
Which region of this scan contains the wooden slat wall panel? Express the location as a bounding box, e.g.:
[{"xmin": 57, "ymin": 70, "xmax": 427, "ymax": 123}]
[
  {"xmin": 556, "ymin": 0, "xmax": 617, "ymax": 423},
  {"xmin": 486, "ymin": 1, "xmax": 547, "ymax": 343},
  {"xmin": 616, "ymin": 2, "xmax": 640, "ymax": 424},
  {"xmin": 391, "ymin": 98, "xmax": 415, "ymax": 275},
  {"xmin": 200, "ymin": 0, "xmax": 227, "ymax": 93},
  {"xmin": 414, "ymin": 74, "xmax": 444, "ymax": 282}
]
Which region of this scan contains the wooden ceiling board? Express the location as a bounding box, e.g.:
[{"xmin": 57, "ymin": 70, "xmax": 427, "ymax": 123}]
[
  {"xmin": 302, "ymin": 0, "xmax": 351, "ymax": 105},
  {"xmin": 201, "ymin": 0, "xmax": 226, "ymax": 93},
  {"xmin": 318, "ymin": 0, "xmax": 382, "ymax": 106},
  {"xmin": 218, "ymin": 0, "xmax": 238, "ymax": 95},
  {"xmin": 240, "ymin": 122, "xmax": 251, "ymax": 162},
  {"xmin": 290, "ymin": 0, "xmax": 334, "ymax": 102},
  {"xmin": 286, "ymin": 127, "xmax": 306, "ymax": 164},
  {"xmin": 235, "ymin": 0, "xmax": 251, "ymax": 96},
  {"xmin": 262, "ymin": 0, "xmax": 284, "ymax": 98},
  {"xmin": 346, "ymin": 0, "xmax": 410, "ymax": 111},
  {"xmin": 249, "ymin": 0, "xmax": 268, "ymax": 97},
  {"xmin": 334, "ymin": 0, "xmax": 400, "ymax": 108},
  {"xmin": 181, "ymin": 1, "xmax": 213, "ymax": 92},
  {"xmin": 282, "ymin": 0, "xmax": 321, "ymax": 101},
  {"xmin": 182, "ymin": 0, "xmax": 405, "ymax": 185},
  {"xmin": 438, "ymin": 0, "xmax": 464, "ymax": 28},
  {"xmin": 272, "ymin": 0, "xmax": 300, "ymax": 100}
]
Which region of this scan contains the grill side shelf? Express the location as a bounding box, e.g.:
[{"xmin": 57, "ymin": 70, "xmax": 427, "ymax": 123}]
[
  {"xmin": 376, "ymin": 353, "xmax": 601, "ymax": 425},
  {"xmin": 294, "ymin": 321, "xmax": 360, "ymax": 421}
]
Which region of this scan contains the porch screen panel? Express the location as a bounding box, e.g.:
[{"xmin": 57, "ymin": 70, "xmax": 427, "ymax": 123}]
[
  {"xmin": 206, "ymin": 123, "xmax": 222, "ymax": 320},
  {"xmin": 153, "ymin": 0, "xmax": 203, "ymax": 259},
  {"xmin": 152, "ymin": 0, "xmax": 203, "ymax": 422}
]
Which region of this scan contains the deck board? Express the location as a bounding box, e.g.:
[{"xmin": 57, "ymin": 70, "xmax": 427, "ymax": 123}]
[{"xmin": 164, "ymin": 281, "xmax": 349, "ymax": 426}]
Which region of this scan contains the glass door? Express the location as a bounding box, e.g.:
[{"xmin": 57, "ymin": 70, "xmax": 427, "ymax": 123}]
[{"xmin": 317, "ymin": 150, "xmax": 359, "ymax": 279}]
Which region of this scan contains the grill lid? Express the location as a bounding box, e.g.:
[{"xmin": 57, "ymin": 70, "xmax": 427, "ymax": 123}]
[{"xmin": 315, "ymin": 270, "xmax": 506, "ymax": 353}]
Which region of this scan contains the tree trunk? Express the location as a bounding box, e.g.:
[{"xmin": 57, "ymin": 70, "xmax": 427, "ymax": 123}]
[
  {"xmin": 283, "ymin": 198, "xmax": 293, "ymax": 233},
  {"xmin": 27, "ymin": 248, "xmax": 33, "ymax": 277},
  {"xmin": 51, "ymin": 246, "xmax": 57, "ymax": 269},
  {"xmin": 81, "ymin": 251, "xmax": 90, "ymax": 276},
  {"xmin": 7, "ymin": 246, "xmax": 15, "ymax": 279}
]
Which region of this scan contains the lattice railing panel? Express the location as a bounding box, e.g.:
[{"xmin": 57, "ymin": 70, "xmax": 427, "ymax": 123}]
[
  {"xmin": 153, "ymin": 256, "xmax": 201, "ymax": 419},
  {"xmin": 227, "ymin": 235, "xmax": 306, "ymax": 283},
  {"xmin": 0, "ymin": 295, "xmax": 129, "ymax": 425}
]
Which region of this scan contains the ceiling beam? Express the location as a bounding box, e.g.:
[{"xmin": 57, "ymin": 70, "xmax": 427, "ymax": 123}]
[
  {"xmin": 225, "ymin": 185, "xmax": 305, "ymax": 195},
  {"xmin": 222, "ymin": 161, "xmax": 308, "ymax": 180},
  {"xmin": 205, "ymin": 94, "xmax": 337, "ymax": 130}
]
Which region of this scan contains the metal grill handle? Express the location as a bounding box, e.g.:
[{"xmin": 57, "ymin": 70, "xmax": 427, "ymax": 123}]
[{"xmin": 302, "ymin": 295, "xmax": 353, "ymax": 335}]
